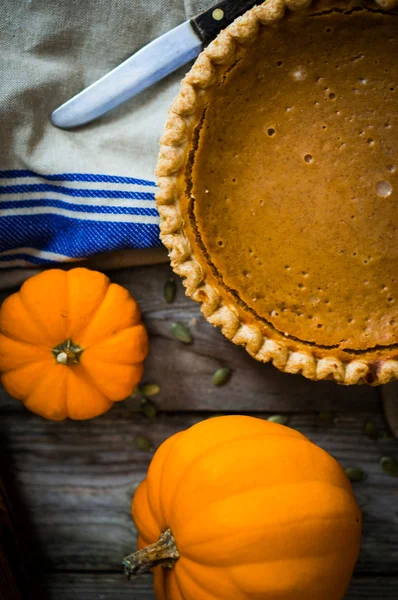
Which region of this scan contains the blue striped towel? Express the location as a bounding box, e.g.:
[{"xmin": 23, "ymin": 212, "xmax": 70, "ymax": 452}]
[
  {"xmin": 0, "ymin": 170, "xmax": 161, "ymax": 269},
  {"xmin": 1, "ymin": 0, "xmax": 204, "ymax": 271}
]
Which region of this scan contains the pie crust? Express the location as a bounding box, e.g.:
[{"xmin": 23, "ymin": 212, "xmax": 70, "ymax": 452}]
[{"xmin": 156, "ymin": 0, "xmax": 398, "ymax": 385}]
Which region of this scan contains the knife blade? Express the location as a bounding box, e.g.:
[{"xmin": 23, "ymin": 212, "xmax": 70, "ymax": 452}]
[{"xmin": 51, "ymin": 0, "xmax": 258, "ymax": 129}]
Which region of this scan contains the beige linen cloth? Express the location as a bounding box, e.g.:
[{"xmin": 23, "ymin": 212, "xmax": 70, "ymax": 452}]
[{"xmin": 0, "ymin": 0, "xmax": 215, "ymax": 290}]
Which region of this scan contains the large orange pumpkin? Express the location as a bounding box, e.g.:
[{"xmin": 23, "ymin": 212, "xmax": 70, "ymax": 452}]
[
  {"xmin": 0, "ymin": 268, "xmax": 149, "ymax": 420},
  {"xmin": 125, "ymin": 416, "xmax": 362, "ymax": 600}
]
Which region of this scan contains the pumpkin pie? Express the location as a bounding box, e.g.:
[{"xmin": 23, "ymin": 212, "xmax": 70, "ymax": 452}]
[{"xmin": 156, "ymin": 0, "xmax": 398, "ymax": 385}]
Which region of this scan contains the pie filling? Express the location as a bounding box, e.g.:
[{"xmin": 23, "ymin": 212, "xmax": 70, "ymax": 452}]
[{"xmin": 188, "ymin": 6, "xmax": 398, "ymax": 352}]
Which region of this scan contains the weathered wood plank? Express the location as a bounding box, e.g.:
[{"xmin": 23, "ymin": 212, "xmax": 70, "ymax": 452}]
[
  {"xmin": 1, "ymin": 411, "xmax": 397, "ymax": 574},
  {"xmin": 381, "ymin": 382, "xmax": 398, "ymax": 438},
  {"xmin": 0, "ymin": 264, "xmax": 381, "ymax": 413},
  {"xmin": 41, "ymin": 572, "xmax": 398, "ymax": 599},
  {"xmin": 41, "ymin": 573, "xmax": 154, "ymax": 600}
]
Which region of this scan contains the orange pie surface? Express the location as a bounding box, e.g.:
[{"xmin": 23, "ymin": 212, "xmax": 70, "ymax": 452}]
[{"xmin": 188, "ymin": 7, "xmax": 397, "ymax": 354}]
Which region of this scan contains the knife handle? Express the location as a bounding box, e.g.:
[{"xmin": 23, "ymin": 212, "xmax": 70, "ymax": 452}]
[{"xmin": 191, "ymin": 0, "xmax": 259, "ymax": 43}]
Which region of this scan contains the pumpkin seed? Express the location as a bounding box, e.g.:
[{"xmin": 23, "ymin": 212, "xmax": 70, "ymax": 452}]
[
  {"xmin": 380, "ymin": 456, "xmax": 398, "ymax": 477},
  {"xmin": 344, "ymin": 467, "xmax": 368, "ymax": 483},
  {"xmin": 140, "ymin": 398, "xmax": 158, "ymax": 421},
  {"xmin": 382, "ymin": 431, "xmax": 394, "ymax": 441},
  {"xmin": 164, "ymin": 278, "xmax": 177, "ymax": 304},
  {"xmin": 267, "ymin": 415, "xmax": 289, "ymax": 426},
  {"xmin": 317, "ymin": 411, "xmax": 335, "ymax": 424},
  {"xmin": 171, "ymin": 322, "xmax": 192, "ymax": 344},
  {"xmin": 364, "ymin": 419, "xmax": 380, "ymax": 440},
  {"xmin": 135, "ymin": 435, "xmax": 154, "ymax": 453},
  {"xmin": 212, "ymin": 366, "xmax": 232, "ymax": 386},
  {"xmin": 140, "ymin": 383, "xmax": 160, "ymax": 397}
]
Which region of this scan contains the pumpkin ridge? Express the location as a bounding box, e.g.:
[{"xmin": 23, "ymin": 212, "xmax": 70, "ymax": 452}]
[
  {"xmin": 182, "ymin": 512, "xmax": 356, "ymax": 558},
  {"xmin": 180, "ymin": 512, "xmax": 359, "ymax": 566},
  {"xmin": 82, "ymin": 326, "xmax": 149, "ymax": 366},
  {"xmin": 74, "ymin": 360, "xmax": 113, "ymax": 405},
  {"xmin": 0, "ymin": 329, "xmax": 51, "ymax": 350},
  {"xmin": 76, "ymin": 283, "xmax": 142, "ymax": 349},
  {"xmin": 80, "ymin": 325, "xmax": 142, "ymax": 353},
  {"xmin": 54, "ymin": 367, "xmax": 68, "ymax": 418},
  {"xmin": 144, "ymin": 432, "xmax": 185, "ymax": 531},
  {"xmin": 0, "ymin": 334, "xmax": 53, "ymax": 372},
  {"xmin": 71, "ymin": 296, "xmax": 111, "ymax": 350},
  {"xmin": 228, "ymin": 552, "xmax": 348, "ymax": 600},
  {"xmin": 166, "ymin": 433, "xmax": 279, "ymax": 526},
  {"xmin": 156, "ymin": 432, "xmax": 188, "ymax": 529},
  {"xmin": 183, "ymin": 474, "xmax": 352, "ymax": 527},
  {"xmin": 0, "ymin": 360, "xmax": 50, "ymax": 376},
  {"xmin": 1, "ymin": 359, "xmax": 54, "ymax": 402},
  {"xmin": 181, "ymin": 559, "xmax": 244, "ymax": 600},
  {"xmin": 24, "ymin": 363, "xmax": 68, "ymax": 420},
  {"xmin": 66, "ymin": 269, "xmax": 111, "ymax": 344},
  {"xmin": 136, "ymin": 529, "xmax": 153, "ymax": 548},
  {"xmin": 153, "ymin": 567, "xmax": 167, "ymax": 600},
  {"xmin": 164, "ymin": 568, "xmax": 186, "ymax": 600},
  {"xmin": 179, "ymin": 478, "xmax": 356, "ymax": 544},
  {"xmin": 65, "ymin": 364, "xmax": 112, "ymax": 419},
  {"xmin": 176, "ymin": 559, "xmax": 233, "ymax": 600},
  {"xmin": 228, "ymin": 554, "xmax": 357, "ymax": 600},
  {"xmin": 19, "ymin": 269, "xmax": 68, "ymax": 344},
  {"xmin": 132, "ymin": 483, "xmax": 160, "ymax": 545},
  {"xmin": 167, "ymin": 431, "xmax": 313, "ymax": 523},
  {"xmin": 172, "ymin": 563, "xmax": 190, "ymax": 600}
]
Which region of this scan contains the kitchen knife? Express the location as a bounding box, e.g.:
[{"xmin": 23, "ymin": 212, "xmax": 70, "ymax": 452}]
[{"xmin": 51, "ymin": 0, "xmax": 258, "ymax": 129}]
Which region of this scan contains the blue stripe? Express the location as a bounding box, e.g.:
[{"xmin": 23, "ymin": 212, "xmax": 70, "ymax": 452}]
[
  {"xmin": 0, "ymin": 214, "xmax": 161, "ymax": 258},
  {"xmin": 0, "ymin": 170, "xmax": 162, "ymax": 265},
  {"xmin": 0, "ymin": 184, "xmax": 156, "ymax": 200},
  {"xmin": 0, "ymin": 199, "xmax": 159, "ymax": 216},
  {"xmin": 0, "ymin": 170, "xmax": 156, "ymax": 186}
]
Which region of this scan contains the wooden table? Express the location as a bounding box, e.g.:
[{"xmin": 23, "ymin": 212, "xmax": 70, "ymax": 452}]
[{"xmin": 1, "ymin": 264, "xmax": 397, "ymax": 599}]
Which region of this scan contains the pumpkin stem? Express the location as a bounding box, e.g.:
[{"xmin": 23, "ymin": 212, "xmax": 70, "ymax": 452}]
[
  {"xmin": 52, "ymin": 339, "xmax": 83, "ymax": 365},
  {"xmin": 123, "ymin": 529, "xmax": 180, "ymax": 580}
]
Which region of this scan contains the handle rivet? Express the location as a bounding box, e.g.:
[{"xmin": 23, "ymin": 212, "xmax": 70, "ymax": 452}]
[{"xmin": 212, "ymin": 8, "xmax": 225, "ymax": 21}]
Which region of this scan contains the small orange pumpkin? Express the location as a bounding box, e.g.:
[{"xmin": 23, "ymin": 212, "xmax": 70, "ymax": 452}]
[
  {"xmin": 0, "ymin": 268, "xmax": 149, "ymax": 421},
  {"xmin": 125, "ymin": 416, "xmax": 362, "ymax": 600}
]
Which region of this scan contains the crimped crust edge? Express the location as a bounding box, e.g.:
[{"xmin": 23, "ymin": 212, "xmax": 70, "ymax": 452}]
[{"xmin": 155, "ymin": 0, "xmax": 398, "ymax": 386}]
